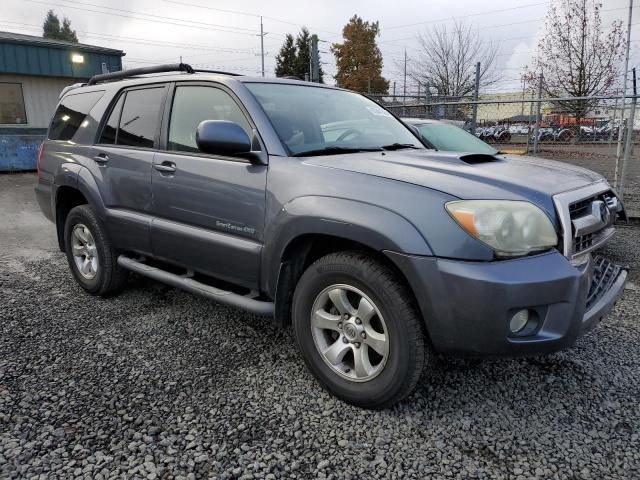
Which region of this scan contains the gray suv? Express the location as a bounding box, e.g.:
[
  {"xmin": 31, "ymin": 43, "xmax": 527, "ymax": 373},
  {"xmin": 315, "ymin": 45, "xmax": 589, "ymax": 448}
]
[{"xmin": 36, "ymin": 64, "xmax": 627, "ymax": 408}]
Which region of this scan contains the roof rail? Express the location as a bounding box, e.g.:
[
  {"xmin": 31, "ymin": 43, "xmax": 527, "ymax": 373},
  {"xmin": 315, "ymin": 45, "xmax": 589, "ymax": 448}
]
[
  {"xmin": 87, "ymin": 63, "xmax": 194, "ymax": 85},
  {"xmin": 194, "ymin": 69, "xmax": 243, "ymax": 76}
]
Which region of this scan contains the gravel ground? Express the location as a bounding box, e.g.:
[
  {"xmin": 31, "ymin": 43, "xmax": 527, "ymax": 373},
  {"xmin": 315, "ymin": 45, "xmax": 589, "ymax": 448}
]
[{"xmin": 1, "ymin": 175, "xmax": 640, "ymax": 479}]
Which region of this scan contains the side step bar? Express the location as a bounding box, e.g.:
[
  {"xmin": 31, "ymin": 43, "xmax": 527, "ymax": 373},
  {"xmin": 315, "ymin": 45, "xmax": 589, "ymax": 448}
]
[{"xmin": 117, "ymin": 255, "xmax": 274, "ymax": 317}]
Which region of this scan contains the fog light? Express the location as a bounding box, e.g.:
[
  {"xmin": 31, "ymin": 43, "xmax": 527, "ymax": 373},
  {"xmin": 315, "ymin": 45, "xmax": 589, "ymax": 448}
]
[{"xmin": 510, "ymin": 309, "xmax": 529, "ymax": 333}]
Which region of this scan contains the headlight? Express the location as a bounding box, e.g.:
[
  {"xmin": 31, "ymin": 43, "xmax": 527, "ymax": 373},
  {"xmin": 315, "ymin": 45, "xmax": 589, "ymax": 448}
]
[{"xmin": 445, "ymin": 200, "xmax": 558, "ymax": 257}]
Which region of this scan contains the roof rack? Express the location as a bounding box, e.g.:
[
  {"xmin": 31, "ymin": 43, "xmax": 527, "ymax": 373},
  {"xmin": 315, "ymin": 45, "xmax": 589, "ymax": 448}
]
[
  {"xmin": 87, "ymin": 63, "xmax": 195, "ymax": 85},
  {"xmin": 195, "ymin": 69, "xmax": 243, "ymax": 76}
]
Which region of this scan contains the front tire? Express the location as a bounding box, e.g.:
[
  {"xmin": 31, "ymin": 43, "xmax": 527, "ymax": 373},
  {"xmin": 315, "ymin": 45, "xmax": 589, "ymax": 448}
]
[
  {"xmin": 292, "ymin": 251, "xmax": 428, "ymax": 408},
  {"xmin": 64, "ymin": 204, "xmax": 127, "ymax": 296}
]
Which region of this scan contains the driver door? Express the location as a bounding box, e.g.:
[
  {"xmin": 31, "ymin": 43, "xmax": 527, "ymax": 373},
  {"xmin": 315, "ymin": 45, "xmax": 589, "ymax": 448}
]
[{"xmin": 150, "ymin": 82, "xmax": 267, "ymax": 289}]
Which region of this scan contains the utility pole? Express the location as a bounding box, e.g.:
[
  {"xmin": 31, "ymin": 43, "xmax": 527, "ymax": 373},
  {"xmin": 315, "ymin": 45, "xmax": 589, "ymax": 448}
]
[
  {"xmin": 620, "ymin": 67, "xmax": 637, "ymax": 200},
  {"xmin": 367, "ymin": 77, "xmax": 371, "ymax": 94},
  {"xmin": 533, "ymin": 72, "xmax": 543, "ymax": 155},
  {"xmin": 309, "ymin": 34, "xmax": 320, "ymax": 83},
  {"xmin": 402, "ymin": 49, "xmax": 407, "ymax": 116},
  {"xmin": 471, "ymin": 62, "xmax": 481, "ymax": 134},
  {"xmin": 260, "ymin": 16, "xmax": 265, "ymax": 77},
  {"xmin": 392, "ymin": 81, "xmax": 396, "ymax": 103},
  {"xmin": 614, "ymin": 0, "xmax": 634, "ymax": 188}
]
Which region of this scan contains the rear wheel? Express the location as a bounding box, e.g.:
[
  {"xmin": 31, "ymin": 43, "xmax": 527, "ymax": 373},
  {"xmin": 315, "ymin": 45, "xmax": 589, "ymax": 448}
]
[
  {"xmin": 64, "ymin": 204, "xmax": 127, "ymax": 295},
  {"xmin": 292, "ymin": 251, "xmax": 429, "ymax": 408}
]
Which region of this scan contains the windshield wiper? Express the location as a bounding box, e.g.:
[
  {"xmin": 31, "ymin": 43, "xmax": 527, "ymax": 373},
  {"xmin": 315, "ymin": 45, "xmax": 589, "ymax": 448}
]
[
  {"xmin": 381, "ymin": 143, "xmax": 420, "ymax": 151},
  {"xmin": 295, "ymin": 146, "xmax": 383, "ymax": 157}
]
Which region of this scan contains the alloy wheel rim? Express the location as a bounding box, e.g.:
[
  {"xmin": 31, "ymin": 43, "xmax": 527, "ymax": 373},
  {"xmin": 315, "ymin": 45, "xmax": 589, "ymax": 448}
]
[
  {"xmin": 71, "ymin": 224, "xmax": 99, "ymax": 280},
  {"xmin": 310, "ymin": 284, "xmax": 389, "ymax": 382}
]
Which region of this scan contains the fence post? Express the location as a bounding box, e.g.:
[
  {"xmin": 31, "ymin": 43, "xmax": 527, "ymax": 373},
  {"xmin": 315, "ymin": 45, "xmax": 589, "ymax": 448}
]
[
  {"xmin": 402, "ymin": 49, "xmax": 407, "ymax": 116},
  {"xmin": 620, "ymin": 67, "xmax": 637, "ymax": 200},
  {"xmin": 471, "ymin": 62, "xmax": 480, "ymax": 134},
  {"xmin": 533, "ymin": 73, "xmax": 543, "ymax": 155}
]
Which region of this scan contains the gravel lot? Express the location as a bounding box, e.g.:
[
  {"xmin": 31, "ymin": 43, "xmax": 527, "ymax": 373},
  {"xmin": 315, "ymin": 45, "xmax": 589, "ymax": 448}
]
[{"xmin": 1, "ymin": 173, "xmax": 639, "ymax": 479}]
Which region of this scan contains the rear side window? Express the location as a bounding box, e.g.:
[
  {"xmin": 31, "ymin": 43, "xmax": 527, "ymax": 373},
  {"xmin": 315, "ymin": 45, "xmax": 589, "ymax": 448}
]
[
  {"xmin": 117, "ymin": 88, "xmax": 165, "ymax": 148},
  {"xmin": 98, "ymin": 87, "xmax": 165, "ymax": 148},
  {"xmin": 168, "ymin": 86, "xmax": 251, "ymax": 153},
  {"xmin": 49, "ymin": 90, "xmax": 104, "ymax": 141},
  {"xmin": 99, "ymin": 94, "xmax": 124, "ymax": 145}
]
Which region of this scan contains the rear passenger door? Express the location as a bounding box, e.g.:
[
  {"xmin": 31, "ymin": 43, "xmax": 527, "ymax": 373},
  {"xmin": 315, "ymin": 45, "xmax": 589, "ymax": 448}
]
[
  {"xmin": 94, "ymin": 84, "xmax": 168, "ymax": 254},
  {"xmin": 150, "ymin": 82, "xmax": 267, "ymax": 289}
]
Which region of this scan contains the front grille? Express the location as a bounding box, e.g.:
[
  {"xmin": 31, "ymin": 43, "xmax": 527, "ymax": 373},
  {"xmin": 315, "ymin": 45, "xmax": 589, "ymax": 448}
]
[
  {"xmin": 568, "ymin": 190, "xmax": 616, "ymax": 257},
  {"xmin": 553, "ymin": 183, "xmax": 620, "ymax": 259},
  {"xmin": 586, "ymin": 255, "xmax": 621, "ymax": 310},
  {"xmin": 574, "ymin": 233, "xmax": 594, "ymax": 253}
]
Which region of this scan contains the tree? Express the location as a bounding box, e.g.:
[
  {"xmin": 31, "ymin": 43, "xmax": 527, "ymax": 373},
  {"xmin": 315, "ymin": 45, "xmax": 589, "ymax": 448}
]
[
  {"xmin": 275, "ymin": 34, "xmax": 297, "ymax": 78},
  {"xmin": 410, "ymin": 20, "xmax": 497, "ymax": 98},
  {"xmin": 43, "ymin": 10, "xmax": 78, "ymax": 42},
  {"xmin": 332, "ymin": 15, "xmax": 388, "ymax": 93},
  {"xmin": 529, "ymin": 0, "xmax": 625, "ymax": 124},
  {"xmin": 274, "ymin": 28, "xmax": 324, "ymax": 82}
]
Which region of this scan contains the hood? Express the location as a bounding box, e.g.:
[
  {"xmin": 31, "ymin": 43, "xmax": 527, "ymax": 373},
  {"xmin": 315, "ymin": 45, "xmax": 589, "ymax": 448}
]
[{"xmin": 303, "ymin": 150, "xmax": 606, "ymax": 221}]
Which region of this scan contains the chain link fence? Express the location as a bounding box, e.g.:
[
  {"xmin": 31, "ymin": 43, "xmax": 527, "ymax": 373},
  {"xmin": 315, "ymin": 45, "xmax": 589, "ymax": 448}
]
[{"xmin": 368, "ymin": 93, "xmax": 639, "ymax": 217}]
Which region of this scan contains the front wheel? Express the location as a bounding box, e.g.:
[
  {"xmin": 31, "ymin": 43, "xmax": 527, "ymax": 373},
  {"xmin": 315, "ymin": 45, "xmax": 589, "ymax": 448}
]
[{"xmin": 292, "ymin": 251, "xmax": 429, "ymax": 408}]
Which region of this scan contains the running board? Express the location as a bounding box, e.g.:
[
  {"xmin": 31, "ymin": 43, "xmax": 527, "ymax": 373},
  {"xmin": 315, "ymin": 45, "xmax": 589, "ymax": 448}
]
[{"xmin": 117, "ymin": 255, "xmax": 274, "ymax": 317}]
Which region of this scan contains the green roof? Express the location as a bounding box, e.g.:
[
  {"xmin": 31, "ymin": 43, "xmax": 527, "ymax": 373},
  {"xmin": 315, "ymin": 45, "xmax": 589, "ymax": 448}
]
[{"xmin": 0, "ymin": 30, "xmax": 125, "ymax": 79}]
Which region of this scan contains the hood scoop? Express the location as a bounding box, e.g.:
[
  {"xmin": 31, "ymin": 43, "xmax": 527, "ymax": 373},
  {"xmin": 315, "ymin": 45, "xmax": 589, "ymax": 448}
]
[{"xmin": 459, "ymin": 154, "xmax": 499, "ymax": 165}]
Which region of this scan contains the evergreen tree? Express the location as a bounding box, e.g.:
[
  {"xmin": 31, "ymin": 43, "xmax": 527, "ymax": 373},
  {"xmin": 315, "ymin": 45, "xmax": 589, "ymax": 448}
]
[
  {"xmin": 332, "ymin": 15, "xmax": 388, "ymax": 93},
  {"xmin": 274, "ymin": 27, "xmax": 323, "ymax": 82},
  {"xmin": 43, "ymin": 10, "xmax": 78, "ymax": 42},
  {"xmin": 275, "ymin": 34, "xmax": 297, "ymax": 78},
  {"xmin": 43, "ymin": 10, "xmax": 61, "ymax": 40}
]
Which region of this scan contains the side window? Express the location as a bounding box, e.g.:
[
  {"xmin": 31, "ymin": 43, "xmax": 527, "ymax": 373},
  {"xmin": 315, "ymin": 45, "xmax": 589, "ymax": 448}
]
[
  {"xmin": 116, "ymin": 87, "xmax": 165, "ymax": 148},
  {"xmin": 49, "ymin": 90, "xmax": 104, "ymax": 141},
  {"xmin": 99, "ymin": 94, "xmax": 124, "ymax": 145},
  {"xmin": 168, "ymin": 86, "xmax": 251, "ymax": 153}
]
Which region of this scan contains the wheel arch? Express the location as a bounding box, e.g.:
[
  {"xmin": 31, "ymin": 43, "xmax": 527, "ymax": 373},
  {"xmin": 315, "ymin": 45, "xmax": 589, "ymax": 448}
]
[
  {"xmin": 272, "ymin": 232, "xmax": 426, "ymax": 332},
  {"xmin": 53, "ymin": 165, "xmax": 106, "ymax": 252}
]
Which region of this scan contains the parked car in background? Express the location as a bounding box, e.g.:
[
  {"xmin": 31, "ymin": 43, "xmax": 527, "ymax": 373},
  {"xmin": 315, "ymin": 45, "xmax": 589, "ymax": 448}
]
[{"xmin": 36, "ymin": 65, "xmax": 627, "ymax": 408}]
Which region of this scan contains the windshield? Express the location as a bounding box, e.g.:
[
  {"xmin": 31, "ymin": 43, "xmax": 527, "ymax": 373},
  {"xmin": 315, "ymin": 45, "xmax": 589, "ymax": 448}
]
[
  {"xmin": 415, "ymin": 123, "xmax": 497, "ymax": 155},
  {"xmin": 246, "ymin": 83, "xmax": 423, "ymax": 155}
]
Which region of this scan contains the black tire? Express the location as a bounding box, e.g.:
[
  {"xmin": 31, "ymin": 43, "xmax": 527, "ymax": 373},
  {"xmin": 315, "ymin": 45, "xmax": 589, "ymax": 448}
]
[
  {"xmin": 63, "ymin": 204, "xmax": 127, "ymax": 296},
  {"xmin": 292, "ymin": 251, "xmax": 429, "ymax": 409}
]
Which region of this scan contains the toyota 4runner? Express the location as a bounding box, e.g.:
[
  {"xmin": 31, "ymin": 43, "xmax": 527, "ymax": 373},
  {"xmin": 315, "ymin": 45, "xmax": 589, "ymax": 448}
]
[{"xmin": 36, "ymin": 64, "xmax": 627, "ymax": 408}]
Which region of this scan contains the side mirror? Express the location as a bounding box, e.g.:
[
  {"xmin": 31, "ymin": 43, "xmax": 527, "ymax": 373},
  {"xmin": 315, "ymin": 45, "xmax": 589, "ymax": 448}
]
[{"xmin": 196, "ymin": 120, "xmax": 256, "ymax": 159}]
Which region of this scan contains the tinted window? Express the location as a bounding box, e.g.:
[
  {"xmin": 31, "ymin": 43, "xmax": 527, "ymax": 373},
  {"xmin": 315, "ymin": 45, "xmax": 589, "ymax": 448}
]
[
  {"xmin": 49, "ymin": 91, "xmax": 104, "ymax": 141},
  {"xmin": 168, "ymin": 86, "xmax": 251, "ymax": 152},
  {"xmin": 117, "ymin": 88, "xmax": 165, "ymax": 148},
  {"xmin": 99, "ymin": 94, "xmax": 124, "ymax": 145}
]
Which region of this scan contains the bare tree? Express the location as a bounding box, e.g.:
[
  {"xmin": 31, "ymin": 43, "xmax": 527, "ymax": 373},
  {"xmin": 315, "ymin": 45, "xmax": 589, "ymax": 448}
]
[
  {"xmin": 530, "ymin": 0, "xmax": 625, "ymax": 124},
  {"xmin": 408, "ymin": 21, "xmax": 497, "ymax": 98}
]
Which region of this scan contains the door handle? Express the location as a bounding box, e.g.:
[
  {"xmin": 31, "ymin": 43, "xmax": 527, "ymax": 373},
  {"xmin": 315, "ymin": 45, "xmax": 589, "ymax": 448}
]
[
  {"xmin": 153, "ymin": 162, "xmax": 177, "ymax": 173},
  {"xmin": 93, "ymin": 153, "xmax": 109, "ymax": 163}
]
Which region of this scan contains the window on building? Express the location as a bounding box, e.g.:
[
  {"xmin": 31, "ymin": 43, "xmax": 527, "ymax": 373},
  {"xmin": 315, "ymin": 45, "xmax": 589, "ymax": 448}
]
[
  {"xmin": 0, "ymin": 83, "xmax": 27, "ymax": 124},
  {"xmin": 49, "ymin": 90, "xmax": 104, "ymax": 141},
  {"xmin": 168, "ymin": 86, "xmax": 251, "ymax": 153},
  {"xmin": 116, "ymin": 87, "xmax": 165, "ymax": 148}
]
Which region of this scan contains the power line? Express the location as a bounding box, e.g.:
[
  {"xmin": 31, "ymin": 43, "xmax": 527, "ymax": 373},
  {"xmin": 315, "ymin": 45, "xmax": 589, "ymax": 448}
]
[{"xmin": 381, "ymin": 1, "xmax": 549, "ymax": 31}]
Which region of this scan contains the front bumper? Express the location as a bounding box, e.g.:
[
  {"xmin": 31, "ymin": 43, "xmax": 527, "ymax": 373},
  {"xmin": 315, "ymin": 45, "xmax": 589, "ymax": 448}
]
[{"xmin": 386, "ymin": 250, "xmax": 626, "ymax": 356}]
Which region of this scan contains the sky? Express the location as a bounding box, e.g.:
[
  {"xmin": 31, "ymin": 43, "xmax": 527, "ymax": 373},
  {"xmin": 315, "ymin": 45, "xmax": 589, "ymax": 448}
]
[{"xmin": 2, "ymin": 0, "xmax": 639, "ymax": 94}]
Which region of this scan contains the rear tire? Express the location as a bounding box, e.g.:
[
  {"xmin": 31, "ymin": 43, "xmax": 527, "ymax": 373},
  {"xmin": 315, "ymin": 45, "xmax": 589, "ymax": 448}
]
[
  {"xmin": 63, "ymin": 204, "xmax": 127, "ymax": 296},
  {"xmin": 292, "ymin": 251, "xmax": 429, "ymax": 408}
]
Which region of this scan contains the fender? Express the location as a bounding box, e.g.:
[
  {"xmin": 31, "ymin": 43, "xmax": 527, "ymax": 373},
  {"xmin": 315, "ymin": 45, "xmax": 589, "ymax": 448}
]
[
  {"xmin": 262, "ymin": 195, "xmax": 433, "ymax": 297},
  {"xmin": 51, "ymin": 162, "xmax": 83, "ymax": 221}
]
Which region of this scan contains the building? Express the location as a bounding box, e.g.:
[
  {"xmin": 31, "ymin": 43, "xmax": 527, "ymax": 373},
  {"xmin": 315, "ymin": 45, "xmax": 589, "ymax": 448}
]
[{"xmin": 0, "ymin": 31, "xmax": 124, "ymax": 171}]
